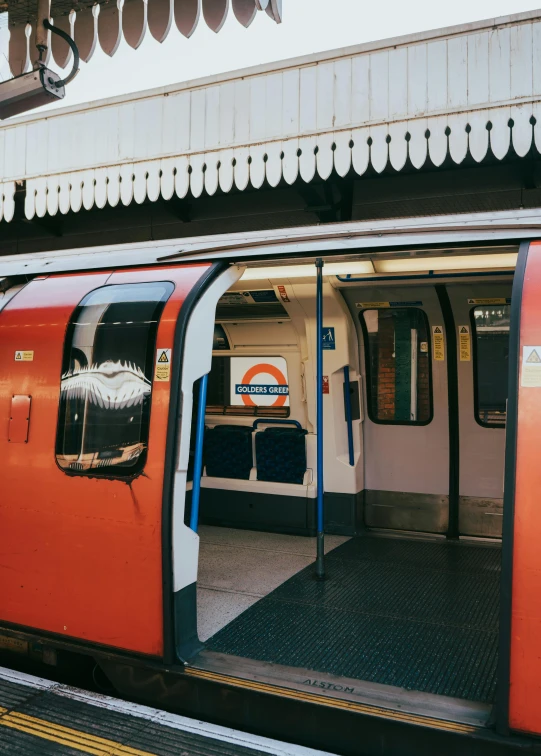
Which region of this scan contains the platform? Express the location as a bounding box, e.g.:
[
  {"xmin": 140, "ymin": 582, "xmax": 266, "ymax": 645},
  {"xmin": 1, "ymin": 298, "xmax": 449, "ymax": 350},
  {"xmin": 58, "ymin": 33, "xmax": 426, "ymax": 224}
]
[{"xmin": 0, "ymin": 665, "xmax": 336, "ymax": 756}]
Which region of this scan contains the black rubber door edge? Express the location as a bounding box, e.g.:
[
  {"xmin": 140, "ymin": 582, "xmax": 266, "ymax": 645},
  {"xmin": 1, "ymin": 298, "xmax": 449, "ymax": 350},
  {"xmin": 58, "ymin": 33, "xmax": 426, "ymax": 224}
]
[
  {"xmin": 435, "ymin": 284, "xmax": 460, "ymax": 539},
  {"xmin": 161, "ymin": 261, "xmax": 228, "ymax": 665}
]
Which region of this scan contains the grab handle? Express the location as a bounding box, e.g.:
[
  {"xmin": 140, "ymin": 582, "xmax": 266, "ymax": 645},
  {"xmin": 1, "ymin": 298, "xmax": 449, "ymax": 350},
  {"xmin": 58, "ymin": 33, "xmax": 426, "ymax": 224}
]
[
  {"xmin": 190, "ymin": 374, "xmax": 208, "ymax": 533},
  {"xmin": 252, "ymin": 418, "xmax": 302, "ymax": 430},
  {"xmin": 344, "ymin": 366, "xmax": 355, "ymax": 466}
]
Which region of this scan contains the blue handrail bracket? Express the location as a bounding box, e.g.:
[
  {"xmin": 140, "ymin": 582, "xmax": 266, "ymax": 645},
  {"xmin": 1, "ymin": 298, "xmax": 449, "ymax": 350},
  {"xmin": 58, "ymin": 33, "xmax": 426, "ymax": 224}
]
[
  {"xmin": 344, "ymin": 366, "xmax": 355, "ymax": 467},
  {"xmin": 190, "ymin": 374, "xmax": 208, "ymax": 533}
]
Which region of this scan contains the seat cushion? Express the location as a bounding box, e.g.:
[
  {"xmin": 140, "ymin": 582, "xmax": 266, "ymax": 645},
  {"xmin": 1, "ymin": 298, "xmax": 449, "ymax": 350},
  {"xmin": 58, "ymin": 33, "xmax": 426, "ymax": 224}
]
[{"xmin": 255, "ymin": 427, "xmax": 308, "ymax": 485}]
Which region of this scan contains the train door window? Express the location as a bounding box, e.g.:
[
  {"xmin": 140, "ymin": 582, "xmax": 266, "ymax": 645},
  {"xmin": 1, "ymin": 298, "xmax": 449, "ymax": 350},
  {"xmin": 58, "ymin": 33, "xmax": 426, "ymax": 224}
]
[
  {"xmin": 56, "ymin": 282, "xmax": 174, "ymax": 475},
  {"xmin": 471, "ymin": 305, "xmax": 510, "ymax": 427},
  {"xmin": 360, "ymin": 308, "xmax": 432, "ymax": 424}
]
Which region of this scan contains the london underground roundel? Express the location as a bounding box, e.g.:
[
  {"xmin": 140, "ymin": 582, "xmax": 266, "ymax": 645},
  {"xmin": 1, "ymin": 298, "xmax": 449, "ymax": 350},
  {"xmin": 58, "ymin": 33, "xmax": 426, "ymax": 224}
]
[{"xmin": 230, "ymin": 356, "xmax": 290, "ymax": 408}]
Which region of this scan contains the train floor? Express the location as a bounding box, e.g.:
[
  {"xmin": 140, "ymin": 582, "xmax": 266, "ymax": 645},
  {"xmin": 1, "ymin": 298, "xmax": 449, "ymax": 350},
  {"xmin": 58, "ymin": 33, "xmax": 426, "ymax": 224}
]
[
  {"xmin": 197, "ymin": 525, "xmax": 350, "ymax": 641},
  {"xmin": 0, "ymin": 665, "xmax": 335, "ymax": 756},
  {"xmin": 199, "ymin": 527, "xmax": 501, "ymax": 704}
]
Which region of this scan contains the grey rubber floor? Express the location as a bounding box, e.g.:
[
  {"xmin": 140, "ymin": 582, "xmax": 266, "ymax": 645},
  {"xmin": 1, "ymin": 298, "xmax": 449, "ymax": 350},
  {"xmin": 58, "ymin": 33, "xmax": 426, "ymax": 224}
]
[{"xmin": 207, "ymin": 535, "xmax": 501, "ymax": 703}]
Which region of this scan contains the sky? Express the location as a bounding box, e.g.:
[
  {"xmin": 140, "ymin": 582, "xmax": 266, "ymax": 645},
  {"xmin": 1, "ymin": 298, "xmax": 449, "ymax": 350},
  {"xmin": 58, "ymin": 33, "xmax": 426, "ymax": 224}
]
[{"xmin": 3, "ymin": 0, "xmax": 541, "ymax": 112}]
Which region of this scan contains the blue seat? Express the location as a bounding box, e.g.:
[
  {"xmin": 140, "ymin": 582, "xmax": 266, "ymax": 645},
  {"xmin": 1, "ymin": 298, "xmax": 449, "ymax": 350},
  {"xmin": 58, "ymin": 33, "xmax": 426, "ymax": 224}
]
[
  {"xmin": 204, "ymin": 425, "xmax": 254, "ymax": 480},
  {"xmin": 255, "ymin": 427, "xmax": 308, "ymax": 485}
]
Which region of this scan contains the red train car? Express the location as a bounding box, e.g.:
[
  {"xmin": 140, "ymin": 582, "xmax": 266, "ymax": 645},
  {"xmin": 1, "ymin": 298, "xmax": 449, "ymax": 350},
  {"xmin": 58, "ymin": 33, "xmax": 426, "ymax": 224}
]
[{"xmin": 1, "ymin": 228, "xmax": 541, "ymax": 756}]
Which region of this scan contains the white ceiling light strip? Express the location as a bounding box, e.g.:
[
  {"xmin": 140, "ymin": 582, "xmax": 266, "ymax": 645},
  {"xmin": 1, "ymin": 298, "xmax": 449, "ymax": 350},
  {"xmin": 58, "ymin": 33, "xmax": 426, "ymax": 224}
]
[
  {"xmin": 241, "ymin": 261, "xmax": 375, "ymax": 280},
  {"xmin": 374, "ymin": 252, "xmax": 518, "ymax": 273},
  {"xmin": 241, "ymin": 253, "xmax": 518, "ymax": 281}
]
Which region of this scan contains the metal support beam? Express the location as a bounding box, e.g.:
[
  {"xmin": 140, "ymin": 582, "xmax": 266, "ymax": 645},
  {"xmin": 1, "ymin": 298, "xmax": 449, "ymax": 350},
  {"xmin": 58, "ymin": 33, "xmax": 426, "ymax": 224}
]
[{"xmin": 35, "ymin": 0, "xmax": 51, "ymax": 65}]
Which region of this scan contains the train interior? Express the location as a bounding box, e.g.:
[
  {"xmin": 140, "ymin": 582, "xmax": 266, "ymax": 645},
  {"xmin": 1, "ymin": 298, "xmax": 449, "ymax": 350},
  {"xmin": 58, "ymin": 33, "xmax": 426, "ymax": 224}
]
[{"xmin": 184, "ymin": 244, "xmax": 515, "ymax": 724}]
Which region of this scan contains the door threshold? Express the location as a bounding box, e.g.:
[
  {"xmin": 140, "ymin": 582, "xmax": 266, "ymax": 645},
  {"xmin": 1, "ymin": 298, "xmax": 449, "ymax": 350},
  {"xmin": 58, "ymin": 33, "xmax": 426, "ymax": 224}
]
[
  {"xmin": 364, "ymin": 528, "xmax": 447, "ymax": 542},
  {"xmin": 188, "ymin": 650, "xmax": 492, "ymax": 729},
  {"xmin": 366, "ymin": 528, "xmax": 501, "ymax": 547}
]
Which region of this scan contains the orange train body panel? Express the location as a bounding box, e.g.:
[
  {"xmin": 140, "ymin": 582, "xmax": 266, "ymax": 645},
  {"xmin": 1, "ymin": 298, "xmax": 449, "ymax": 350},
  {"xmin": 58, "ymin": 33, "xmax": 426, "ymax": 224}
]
[
  {"xmin": 509, "ymin": 241, "xmax": 541, "ymax": 735},
  {"xmin": 0, "ymin": 265, "xmax": 209, "ymax": 657}
]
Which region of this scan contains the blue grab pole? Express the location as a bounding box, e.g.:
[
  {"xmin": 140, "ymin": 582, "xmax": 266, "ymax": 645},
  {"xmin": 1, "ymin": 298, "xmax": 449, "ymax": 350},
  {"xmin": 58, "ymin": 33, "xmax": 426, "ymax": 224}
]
[
  {"xmin": 315, "ymin": 258, "xmax": 325, "ymax": 580},
  {"xmin": 344, "ymin": 366, "xmax": 355, "ymax": 467},
  {"xmin": 190, "ymin": 373, "xmax": 208, "ymax": 533}
]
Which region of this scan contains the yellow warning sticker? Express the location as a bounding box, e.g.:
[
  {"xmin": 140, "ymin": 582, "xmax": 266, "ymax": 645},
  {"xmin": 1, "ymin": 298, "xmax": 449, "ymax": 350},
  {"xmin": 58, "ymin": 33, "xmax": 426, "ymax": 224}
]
[
  {"xmin": 467, "ymin": 298, "xmax": 508, "ymax": 305},
  {"xmin": 155, "ymin": 348, "xmax": 172, "ymax": 382},
  {"xmin": 458, "ymin": 325, "xmax": 471, "ymax": 362},
  {"xmin": 14, "ymin": 350, "xmax": 34, "ymax": 362},
  {"xmin": 432, "ymin": 326, "xmax": 445, "ymax": 361},
  {"xmin": 521, "ymin": 346, "xmax": 541, "ymax": 387},
  {"xmin": 356, "ymin": 302, "xmax": 391, "ymax": 309}
]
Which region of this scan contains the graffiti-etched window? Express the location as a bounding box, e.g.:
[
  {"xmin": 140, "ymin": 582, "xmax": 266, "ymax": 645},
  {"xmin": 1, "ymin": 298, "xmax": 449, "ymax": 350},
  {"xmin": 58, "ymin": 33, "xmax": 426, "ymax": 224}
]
[{"xmin": 56, "ymin": 282, "xmax": 174, "ymax": 475}]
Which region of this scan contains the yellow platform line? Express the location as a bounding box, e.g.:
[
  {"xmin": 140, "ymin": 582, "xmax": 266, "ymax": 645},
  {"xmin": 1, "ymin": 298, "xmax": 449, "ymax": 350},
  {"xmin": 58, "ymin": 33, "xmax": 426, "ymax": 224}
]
[
  {"xmin": 0, "ymin": 706, "xmax": 157, "ymax": 756},
  {"xmin": 185, "ymin": 668, "xmax": 477, "ymax": 735}
]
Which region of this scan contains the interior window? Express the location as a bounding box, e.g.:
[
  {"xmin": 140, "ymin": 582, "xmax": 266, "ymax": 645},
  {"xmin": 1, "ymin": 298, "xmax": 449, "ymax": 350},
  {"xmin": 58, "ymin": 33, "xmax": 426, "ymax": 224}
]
[
  {"xmin": 56, "ymin": 282, "xmax": 174, "ymax": 475},
  {"xmin": 361, "ymin": 308, "xmax": 432, "ymax": 424},
  {"xmin": 206, "ymin": 355, "xmax": 290, "ymax": 418},
  {"xmin": 472, "ymin": 305, "xmax": 510, "ymax": 427}
]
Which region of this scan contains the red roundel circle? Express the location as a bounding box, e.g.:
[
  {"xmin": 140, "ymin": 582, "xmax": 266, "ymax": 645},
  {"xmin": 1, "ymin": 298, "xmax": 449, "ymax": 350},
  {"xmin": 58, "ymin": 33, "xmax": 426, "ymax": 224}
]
[{"xmin": 240, "ymin": 363, "xmax": 288, "ymax": 407}]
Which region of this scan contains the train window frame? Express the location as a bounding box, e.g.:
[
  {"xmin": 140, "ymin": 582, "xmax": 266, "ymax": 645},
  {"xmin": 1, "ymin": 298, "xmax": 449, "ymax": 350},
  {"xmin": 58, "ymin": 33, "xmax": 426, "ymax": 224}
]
[
  {"xmin": 359, "ymin": 307, "xmax": 434, "ymax": 427},
  {"xmin": 470, "ymin": 305, "xmax": 510, "ymax": 429},
  {"xmin": 206, "ymin": 354, "xmax": 291, "ymax": 418},
  {"xmin": 55, "ymin": 281, "xmax": 175, "ymax": 478}
]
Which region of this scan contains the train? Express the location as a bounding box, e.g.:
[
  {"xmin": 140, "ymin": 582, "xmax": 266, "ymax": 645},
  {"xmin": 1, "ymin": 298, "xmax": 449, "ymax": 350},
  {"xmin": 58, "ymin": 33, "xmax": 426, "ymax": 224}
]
[{"xmin": 1, "ymin": 221, "xmax": 540, "ymax": 756}]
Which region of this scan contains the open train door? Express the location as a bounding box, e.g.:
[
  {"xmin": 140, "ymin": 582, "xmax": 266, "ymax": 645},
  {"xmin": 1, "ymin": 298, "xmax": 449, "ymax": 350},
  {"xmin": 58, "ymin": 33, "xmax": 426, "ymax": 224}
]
[
  {"xmin": 0, "ymin": 260, "xmax": 242, "ymax": 665},
  {"xmin": 498, "ymin": 240, "xmax": 541, "ymax": 739}
]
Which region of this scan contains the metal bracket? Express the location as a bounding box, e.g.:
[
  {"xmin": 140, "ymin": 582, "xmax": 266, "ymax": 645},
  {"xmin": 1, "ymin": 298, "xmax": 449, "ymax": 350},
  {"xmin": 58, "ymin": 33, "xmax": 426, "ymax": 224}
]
[{"xmin": 42, "ymin": 19, "xmax": 80, "ymax": 87}]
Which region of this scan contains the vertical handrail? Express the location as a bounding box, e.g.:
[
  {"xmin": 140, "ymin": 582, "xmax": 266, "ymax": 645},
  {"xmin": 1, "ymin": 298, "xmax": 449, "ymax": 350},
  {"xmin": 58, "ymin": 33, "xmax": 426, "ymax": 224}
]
[
  {"xmin": 315, "ymin": 258, "xmax": 325, "ymax": 580},
  {"xmin": 343, "ymin": 366, "xmax": 355, "ymax": 467},
  {"xmin": 189, "ymin": 373, "xmax": 208, "ymax": 533}
]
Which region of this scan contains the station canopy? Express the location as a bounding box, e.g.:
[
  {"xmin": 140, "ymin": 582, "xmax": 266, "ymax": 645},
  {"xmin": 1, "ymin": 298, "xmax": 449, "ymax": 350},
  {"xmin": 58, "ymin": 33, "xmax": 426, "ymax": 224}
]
[
  {"xmin": 0, "ymin": 9, "xmax": 540, "ymax": 226},
  {"xmin": 2, "ymin": 0, "xmax": 282, "ymax": 75}
]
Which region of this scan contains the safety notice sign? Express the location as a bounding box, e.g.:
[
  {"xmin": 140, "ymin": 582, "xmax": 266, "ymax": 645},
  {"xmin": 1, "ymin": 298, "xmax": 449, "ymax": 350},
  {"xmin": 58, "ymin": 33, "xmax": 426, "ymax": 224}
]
[
  {"xmin": 467, "ymin": 298, "xmax": 510, "ymax": 305},
  {"xmin": 458, "ymin": 325, "xmax": 471, "ymax": 361},
  {"xmin": 155, "ymin": 348, "xmax": 171, "ymax": 382},
  {"xmin": 14, "ymin": 350, "xmax": 34, "ymax": 362},
  {"xmin": 432, "ymin": 326, "xmax": 445, "ymax": 361},
  {"xmin": 521, "ymin": 346, "xmax": 541, "ymax": 387},
  {"xmin": 356, "ymin": 301, "xmax": 423, "ymax": 308}
]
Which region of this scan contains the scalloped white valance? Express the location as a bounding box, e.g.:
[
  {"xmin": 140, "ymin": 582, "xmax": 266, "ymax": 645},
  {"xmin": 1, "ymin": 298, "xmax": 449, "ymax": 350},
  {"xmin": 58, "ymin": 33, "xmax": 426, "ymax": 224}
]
[
  {"xmin": 1, "ymin": 10, "xmax": 540, "ymax": 223},
  {"xmin": 6, "ymin": 0, "xmax": 281, "ymax": 76}
]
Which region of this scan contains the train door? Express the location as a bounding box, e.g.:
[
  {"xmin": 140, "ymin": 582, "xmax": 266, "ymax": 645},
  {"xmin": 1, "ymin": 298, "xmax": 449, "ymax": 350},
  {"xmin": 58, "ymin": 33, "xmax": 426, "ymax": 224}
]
[
  {"xmin": 447, "ymin": 282, "xmax": 512, "ymax": 538},
  {"xmin": 342, "ymin": 285, "xmax": 450, "ymax": 534},
  {"xmin": 0, "ymin": 263, "xmax": 228, "ymax": 659}
]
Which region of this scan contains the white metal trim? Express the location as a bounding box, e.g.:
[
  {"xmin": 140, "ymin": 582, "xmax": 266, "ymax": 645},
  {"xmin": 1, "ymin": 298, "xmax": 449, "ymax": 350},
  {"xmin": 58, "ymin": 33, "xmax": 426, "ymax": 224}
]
[{"xmin": 0, "ymin": 208, "xmax": 540, "ymax": 277}]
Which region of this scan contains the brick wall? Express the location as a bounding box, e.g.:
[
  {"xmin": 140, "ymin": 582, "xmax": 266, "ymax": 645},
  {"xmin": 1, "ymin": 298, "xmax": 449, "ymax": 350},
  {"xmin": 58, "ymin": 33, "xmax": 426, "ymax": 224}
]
[
  {"xmin": 366, "ymin": 309, "xmax": 431, "ymax": 423},
  {"xmin": 374, "ymin": 315, "xmax": 396, "ymax": 421}
]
